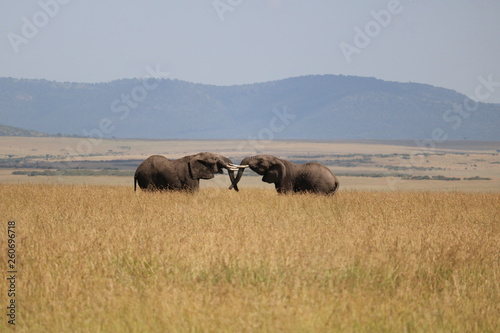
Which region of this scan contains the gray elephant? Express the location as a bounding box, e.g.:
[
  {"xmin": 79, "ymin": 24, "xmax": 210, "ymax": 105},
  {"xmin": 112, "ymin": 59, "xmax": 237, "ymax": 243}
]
[
  {"xmin": 229, "ymin": 155, "xmax": 339, "ymax": 194},
  {"xmin": 134, "ymin": 152, "xmax": 239, "ymax": 192}
]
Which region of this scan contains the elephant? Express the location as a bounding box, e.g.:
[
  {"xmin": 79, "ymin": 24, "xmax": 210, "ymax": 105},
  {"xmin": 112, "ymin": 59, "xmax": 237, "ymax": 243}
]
[
  {"xmin": 229, "ymin": 155, "xmax": 339, "ymax": 194},
  {"xmin": 134, "ymin": 152, "xmax": 239, "ymax": 192}
]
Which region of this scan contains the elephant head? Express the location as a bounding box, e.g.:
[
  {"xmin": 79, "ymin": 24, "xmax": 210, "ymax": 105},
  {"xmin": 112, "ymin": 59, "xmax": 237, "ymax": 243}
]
[
  {"xmin": 229, "ymin": 155, "xmax": 286, "ymax": 189},
  {"xmin": 188, "ymin": 152, "xmax": 240, "ymax": 191}
]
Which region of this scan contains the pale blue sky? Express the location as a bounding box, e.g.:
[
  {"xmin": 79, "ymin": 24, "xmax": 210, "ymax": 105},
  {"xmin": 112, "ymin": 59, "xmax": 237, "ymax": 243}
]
[{"xmin": 1, "ymin": 0, "xmax": 499, "ymax": 102}]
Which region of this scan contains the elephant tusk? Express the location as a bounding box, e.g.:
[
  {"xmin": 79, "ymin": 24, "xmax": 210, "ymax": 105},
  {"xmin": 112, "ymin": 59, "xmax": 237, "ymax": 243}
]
[
  {"xmin": 226, "ymin": 164, "xmax": 240, "ymax": 171},
  {"xmin": 226, "ymin": 163, "xmax": 249, "ymax": 171}
]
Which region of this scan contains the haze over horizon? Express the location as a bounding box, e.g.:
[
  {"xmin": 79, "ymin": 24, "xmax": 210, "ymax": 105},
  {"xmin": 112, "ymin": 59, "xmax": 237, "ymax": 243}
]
[{"xmin": 1, "ymin": 1, "xmax": 499, "ymax": 103}]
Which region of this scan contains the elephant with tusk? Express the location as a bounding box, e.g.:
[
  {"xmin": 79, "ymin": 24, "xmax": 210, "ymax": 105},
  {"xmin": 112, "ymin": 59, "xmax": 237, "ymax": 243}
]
[
  {"xmin": 228, "ymin": 155, "xmax": 339, "ymax": 194},
  {"xmin": 134, "ymin": 152, "xmax": 240, "ymax": 192}
]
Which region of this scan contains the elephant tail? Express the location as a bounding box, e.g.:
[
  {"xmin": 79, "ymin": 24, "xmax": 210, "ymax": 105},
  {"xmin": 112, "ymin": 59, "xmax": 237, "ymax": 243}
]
[
  {"xmin": 331, "ymin": 178, "xmax": 340, "ymax": 195},
  {"xmin": 134, "ymin": 175, "xmax": 137, "ymax": 192}
]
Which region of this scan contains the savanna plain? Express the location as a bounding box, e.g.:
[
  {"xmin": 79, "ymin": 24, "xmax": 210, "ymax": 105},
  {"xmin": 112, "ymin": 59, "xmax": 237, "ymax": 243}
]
[{"xmin": 1, "ymin": 138, "xmax": 499, "ymax": 332}]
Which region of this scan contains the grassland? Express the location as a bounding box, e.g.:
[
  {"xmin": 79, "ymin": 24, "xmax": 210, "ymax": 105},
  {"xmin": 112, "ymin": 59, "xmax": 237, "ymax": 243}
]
[
  {"xmin": 1, "ymin": 137, "xmax": 499, "ymax": 192},
  {"xmin": 1, "ymin": 184, "xmax": 499, "ymax": 332}
]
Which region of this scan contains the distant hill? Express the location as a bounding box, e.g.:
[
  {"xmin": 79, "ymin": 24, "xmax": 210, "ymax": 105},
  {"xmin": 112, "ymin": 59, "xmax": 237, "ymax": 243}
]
[
  {"xmin": 0, "ymin": 75, "xmax": 499, "ymax": 140},
  {"xmin": 0, "ymin": 123, "xmax": 48, "ymax": 137}
]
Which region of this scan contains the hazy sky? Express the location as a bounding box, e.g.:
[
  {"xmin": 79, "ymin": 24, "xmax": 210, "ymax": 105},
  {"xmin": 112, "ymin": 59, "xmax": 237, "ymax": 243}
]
[{"xmin": 1, "ymin": 0, "xmax": 499, "ymax": 102}]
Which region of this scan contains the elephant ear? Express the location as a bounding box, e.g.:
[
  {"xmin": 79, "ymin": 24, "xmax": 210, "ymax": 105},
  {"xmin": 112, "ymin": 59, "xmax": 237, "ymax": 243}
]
[
  {"xmin": 189, "ymin": 160, "xmax": 215, "ymax": 180},
  {"xmin": 262, "ymin": 159, "xmax": 286, "ymax": 184}
]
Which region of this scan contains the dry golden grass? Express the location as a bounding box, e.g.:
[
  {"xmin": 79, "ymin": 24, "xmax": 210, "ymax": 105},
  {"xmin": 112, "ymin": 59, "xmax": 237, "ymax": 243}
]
[{"xmin": 1, "ymin": 184, "xmax": 499, "ymax": 332}]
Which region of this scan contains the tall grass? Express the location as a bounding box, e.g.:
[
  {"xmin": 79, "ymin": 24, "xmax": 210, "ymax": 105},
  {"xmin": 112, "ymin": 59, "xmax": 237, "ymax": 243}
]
[{"xmin": 1, "ymin": 184, "xmax": 499, "ymax": 332}]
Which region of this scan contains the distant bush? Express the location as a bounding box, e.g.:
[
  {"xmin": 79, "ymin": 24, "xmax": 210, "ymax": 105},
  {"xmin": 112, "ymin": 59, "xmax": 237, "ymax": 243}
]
[
  {"xmin": 12, "ymin": 169, "xmax": 134, "ymax": 177},
  {"xmin": 384, "ymin": 165, "xmax": 444, "ymax": 171},
  {"xmin": 403, "ymin": 175, "xmax": 461, "ymax": 181},
  {"xmin": 336, "ymin": 173, "xmax": 411, "ymax": 178},
  {"xmin": 432, "ymin": 175, "xmax": 461, "ymax": 181},
  {"xmin": 463, "ymin": 176, "xmax": 492, "ymax": 181}
]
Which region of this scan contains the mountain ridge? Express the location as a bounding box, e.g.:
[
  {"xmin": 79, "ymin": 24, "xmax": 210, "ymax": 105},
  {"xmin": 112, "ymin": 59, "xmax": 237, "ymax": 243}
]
[
  {"xmin": 1, "ymin": 75, "xmax": 499, "ymax": 140},
  {"xmin": 0, "ymin": 123, "xmax": 49, "ymax": 137}
]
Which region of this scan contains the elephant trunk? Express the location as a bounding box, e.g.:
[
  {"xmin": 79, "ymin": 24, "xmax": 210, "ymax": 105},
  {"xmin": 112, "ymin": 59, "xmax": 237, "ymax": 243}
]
[
  {"xmin": 221, "ymin": 160, "xmax": 242, "ymax": 192},
  {"xmin": 227, "ymin": 169, "xmax": 239, "ymax": 192},
  {"xmin": 231, "ymin": 168, "xmax": 245, "ymax": 189},
  {"xmin": 228, "ymin": 157, "xmax": 252, "ymax": 190}
]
